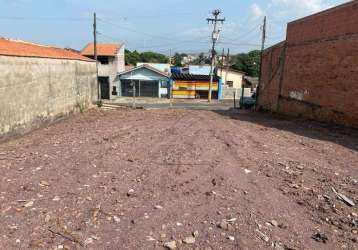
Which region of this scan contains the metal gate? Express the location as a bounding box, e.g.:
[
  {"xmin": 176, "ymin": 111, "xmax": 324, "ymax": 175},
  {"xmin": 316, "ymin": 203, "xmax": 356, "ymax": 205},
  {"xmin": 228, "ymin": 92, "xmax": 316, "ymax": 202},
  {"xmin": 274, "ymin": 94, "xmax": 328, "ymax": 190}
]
[{"xmin": 121, "ymin": 80, "xmax": 158, "ymax": 97}]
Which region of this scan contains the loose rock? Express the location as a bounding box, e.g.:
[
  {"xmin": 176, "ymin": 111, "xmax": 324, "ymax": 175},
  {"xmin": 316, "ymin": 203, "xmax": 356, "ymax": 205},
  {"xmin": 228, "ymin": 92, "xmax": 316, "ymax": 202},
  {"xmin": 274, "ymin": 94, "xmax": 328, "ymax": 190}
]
[
  {"xmin": 183, "ymin": 236, "xmax": 196, "ymax": 244},
  {"xmin": 164, "ymin": 241, "xmax": 177, "ymax": 249}
]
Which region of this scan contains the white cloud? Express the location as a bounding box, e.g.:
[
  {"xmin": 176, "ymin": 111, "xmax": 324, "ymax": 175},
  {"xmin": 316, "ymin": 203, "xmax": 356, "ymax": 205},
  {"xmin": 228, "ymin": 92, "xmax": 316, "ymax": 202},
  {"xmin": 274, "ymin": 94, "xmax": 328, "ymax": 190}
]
[
  {"xmin": 251, "ymin": 3, "xmax": 264, "ymax": 18},
  {"xmin": 271, "ymin": 0, "xmax": 331, "ymax": 14}
]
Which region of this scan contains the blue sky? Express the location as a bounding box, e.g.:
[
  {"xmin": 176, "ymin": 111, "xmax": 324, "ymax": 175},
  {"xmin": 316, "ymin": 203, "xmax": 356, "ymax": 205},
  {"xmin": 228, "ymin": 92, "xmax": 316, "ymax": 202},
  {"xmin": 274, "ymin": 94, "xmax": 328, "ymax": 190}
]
[{"xmin": 0, "ymin": 0, "xmax": 347, "ymax": 54}]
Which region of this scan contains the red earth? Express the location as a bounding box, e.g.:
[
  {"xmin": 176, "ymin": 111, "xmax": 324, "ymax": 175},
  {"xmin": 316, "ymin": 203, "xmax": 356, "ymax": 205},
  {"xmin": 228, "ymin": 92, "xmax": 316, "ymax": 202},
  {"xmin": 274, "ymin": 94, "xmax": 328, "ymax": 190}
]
[{"xmin": 0, "ymin": 108, "xmax": 357, "ymax": 250}]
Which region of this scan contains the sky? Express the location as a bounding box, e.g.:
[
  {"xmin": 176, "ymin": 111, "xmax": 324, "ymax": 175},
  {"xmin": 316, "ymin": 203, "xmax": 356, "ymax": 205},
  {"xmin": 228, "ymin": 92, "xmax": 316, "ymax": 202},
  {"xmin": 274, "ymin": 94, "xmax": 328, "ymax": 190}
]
[{"xmin": 0, "ymin": 0, "xmax": 348, "ymax": 55}]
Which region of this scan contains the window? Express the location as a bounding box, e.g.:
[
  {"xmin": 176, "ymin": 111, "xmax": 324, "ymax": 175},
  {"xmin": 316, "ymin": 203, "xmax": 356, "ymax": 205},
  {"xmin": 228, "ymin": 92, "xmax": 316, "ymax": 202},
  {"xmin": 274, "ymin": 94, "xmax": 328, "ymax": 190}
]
[
  {"xmin": 98, "ymin": 56, "xmax": 109, "ymax": 65},
  {"xmin": 226, "ymin": 81, "xmax": 234, "ymax": 88}
]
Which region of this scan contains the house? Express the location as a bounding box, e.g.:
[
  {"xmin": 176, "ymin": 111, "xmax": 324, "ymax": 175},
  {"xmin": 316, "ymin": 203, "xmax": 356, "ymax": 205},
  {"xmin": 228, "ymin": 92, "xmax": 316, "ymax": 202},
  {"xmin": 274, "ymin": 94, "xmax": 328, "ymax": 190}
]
[
  {"xmin": 171, "ymin": 73, "xmax": 221, "ymax": 99},
  {"xmin": 0, "ymin": 37, "xmax": 97, "ymax": 138},
  {"xmin": 243, "ymin": 76, "xmax": 259, "ymax": 91},
  {"xmin": 118, "ymin": 64, "xmax": 170, "ymax": 98},
  {"xmin": 81, "ymin": 43, "xmax": 125, "ymax": 100},
  {"xmin": 217, "ymin": 68, "xmax": 245, "ymax": 89},
  {"xmin": 136, "ymin": 63, "xmax": 171, "ymax": 74}
]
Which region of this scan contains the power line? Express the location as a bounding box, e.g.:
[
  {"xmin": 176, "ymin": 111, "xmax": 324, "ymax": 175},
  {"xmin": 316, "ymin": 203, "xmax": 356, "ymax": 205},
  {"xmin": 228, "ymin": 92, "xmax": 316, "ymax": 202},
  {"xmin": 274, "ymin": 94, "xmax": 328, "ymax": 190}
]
[
  {"xmin": 97, "ymin": 31, "xmax": 211, "ymax": 51},
  {"xmin": 0, "ymin": 16, "xmax": 91, "ymax": 21}
]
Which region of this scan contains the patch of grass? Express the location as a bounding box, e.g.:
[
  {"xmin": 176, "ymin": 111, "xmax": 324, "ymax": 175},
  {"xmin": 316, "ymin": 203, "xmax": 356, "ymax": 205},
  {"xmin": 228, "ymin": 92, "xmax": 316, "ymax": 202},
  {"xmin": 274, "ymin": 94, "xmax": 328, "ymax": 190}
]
[{"xmin": 96, "ymin": 100, "xmax": 103, "ymax": 108}]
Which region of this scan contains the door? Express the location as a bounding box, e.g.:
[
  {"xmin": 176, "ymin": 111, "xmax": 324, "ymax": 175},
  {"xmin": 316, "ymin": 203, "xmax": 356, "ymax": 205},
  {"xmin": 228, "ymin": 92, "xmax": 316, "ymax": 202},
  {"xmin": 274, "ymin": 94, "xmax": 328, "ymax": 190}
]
[
  {"xmin": 139, "ymin": 81, "xmax": 158, "ymax": 97},
  {"xmin": 121, "ymin": 80, "xmax": 158, "ymax": 97},
  {"xmin": 99, "ymin": 77, "xmax": 110, "ymax": 100}
]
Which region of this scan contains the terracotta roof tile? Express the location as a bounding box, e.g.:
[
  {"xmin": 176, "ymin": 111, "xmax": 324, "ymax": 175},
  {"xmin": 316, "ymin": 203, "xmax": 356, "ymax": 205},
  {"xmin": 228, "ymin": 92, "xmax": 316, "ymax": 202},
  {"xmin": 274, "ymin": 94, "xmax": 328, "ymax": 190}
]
[
  {"xmin": 81, "ymin": 43, "xmax": 122, "ymax": 57},
  {"xmin": 0, "ymin": 38, "xmax": 94, "ymax": 62}
]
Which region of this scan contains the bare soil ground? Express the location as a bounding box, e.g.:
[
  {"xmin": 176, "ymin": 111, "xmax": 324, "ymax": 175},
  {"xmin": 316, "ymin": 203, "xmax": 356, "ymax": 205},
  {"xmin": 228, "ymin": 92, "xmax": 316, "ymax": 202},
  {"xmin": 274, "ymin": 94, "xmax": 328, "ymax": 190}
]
[{"xmin": 0, "ymin": 108, "xmax": 357, "ymax": 250}]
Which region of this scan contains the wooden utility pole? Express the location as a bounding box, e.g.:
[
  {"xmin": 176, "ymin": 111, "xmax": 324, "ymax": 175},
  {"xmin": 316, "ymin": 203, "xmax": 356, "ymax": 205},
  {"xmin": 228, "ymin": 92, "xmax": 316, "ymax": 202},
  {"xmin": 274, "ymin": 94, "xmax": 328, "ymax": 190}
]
[
  {"xmin": 256, "ymin": 16, "xmax": 267, "ymax": 105},
  {"xmin": 207, "ymin": 10, "xmax": 225, "ymax": 102},
  {"xmin": 93, "ymin": 12, "xmax": 100, "ymax": 100}
]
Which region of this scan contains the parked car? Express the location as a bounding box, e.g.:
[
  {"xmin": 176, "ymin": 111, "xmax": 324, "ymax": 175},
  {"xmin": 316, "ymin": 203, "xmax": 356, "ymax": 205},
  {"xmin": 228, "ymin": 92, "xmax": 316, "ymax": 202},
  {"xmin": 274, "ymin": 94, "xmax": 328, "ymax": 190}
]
[{"xmin": 241, "ymin": 94, "xmax": 256, "ymax": 109}]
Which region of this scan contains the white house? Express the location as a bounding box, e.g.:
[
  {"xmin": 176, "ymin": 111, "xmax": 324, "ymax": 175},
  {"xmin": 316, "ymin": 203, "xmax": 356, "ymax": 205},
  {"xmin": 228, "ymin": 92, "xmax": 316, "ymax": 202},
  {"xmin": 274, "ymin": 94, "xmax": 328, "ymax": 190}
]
[{"xmin": 81, "ymin": 43, "xmax": 125, "ymax": 100}]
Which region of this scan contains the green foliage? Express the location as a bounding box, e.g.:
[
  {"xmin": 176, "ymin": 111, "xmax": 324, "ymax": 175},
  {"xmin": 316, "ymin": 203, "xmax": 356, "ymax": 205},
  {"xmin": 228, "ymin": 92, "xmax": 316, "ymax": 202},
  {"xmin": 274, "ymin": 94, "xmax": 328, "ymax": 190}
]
[
  {"xmin": 125, "ymin": 49, "xmax": 168, "ymax": 65},
  {"xmin": 231, "ymin": 50, "xmax": 261, "ymax": 77},
  {"xmin": 192, "ymin": 53, "xmax": 211, "ymax": 65},
  {"xmin": 96, "ymin": 100, "xmax": 103, "ymax": 108},
  {"xmin": 173, "ymin": 53, "xmax": 183, "ymax": 67}
]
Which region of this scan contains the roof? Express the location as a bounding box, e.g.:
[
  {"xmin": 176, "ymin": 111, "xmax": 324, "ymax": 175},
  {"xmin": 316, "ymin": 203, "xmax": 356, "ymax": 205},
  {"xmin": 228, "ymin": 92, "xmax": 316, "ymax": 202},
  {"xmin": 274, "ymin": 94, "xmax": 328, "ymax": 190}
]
[
  {"xmin": 81, "ymin": 43, "xmax": 122, "ymax": 57},
  {"xmin": 218, "ymin": 67, "xmax": 246, "ymax": 75},
  {"xmin": 244, "ymin": 76, "xmax": 259, "ymax": 85},
  {"xmin": 172, "ymin": 73, "xmax": 220, "ymax": 82},
  {"xmin": 0, "ymin": 38, "xmax": 94, "ymax": 62},
  {"xmin": 118, "ymin": 64, "xmax": 170, "ymax": 78}
]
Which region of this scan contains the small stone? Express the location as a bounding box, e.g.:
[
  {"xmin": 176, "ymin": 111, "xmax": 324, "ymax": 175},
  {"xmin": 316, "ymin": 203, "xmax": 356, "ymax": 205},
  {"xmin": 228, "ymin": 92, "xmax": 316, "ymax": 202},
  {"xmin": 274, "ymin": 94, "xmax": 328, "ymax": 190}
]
[
  {"xmin": 256, "ymin": 229, "xmax": 269, "ymax": 242},
  {"xmin": 218, "ymin": 220, "xmax": 229, "ymax": 229},
  {"xmin": 227, "ymin": 236, "xmax": 235, "ymax": 241},
  {"xmin": 23, "ymin": 201, "xmax": 34, "ymax": 208},
  {"xmin": 312, "ymin": 232, "xmax": 328, "ymax": 243},
  {"xmin": 244, "ymin": 169, "xmax": 252, "ymax": 174},
  {"xmin": 45, "ymin": 214, "xmax": 51, "ymax": 223},
  {"xmin": 154, "ymin": 205, "xmax": 163, "ymax": 210},
  {"xmin": 160, "ymin": 233, "xmax": 167, "ymax": 238},
  {"xmin": 113, "ymin": 216, "xmax": 121, "ymax": 223},
  {"xmin": 84, "ymin": 237, "xmax": 94, "ymax": 246},
  {"xmin": 164, "ymin": 241, "xmax": 177, "ymax": 249},
  {"xmin": 146, "ymin": 236, "xmax": 156, "ymax": 241},
  {"xmin": 39, "ymin": 181, "xmax": 50, "ymax": 187},
  {"xmin": 127, "ymin": 189, "xmax": 135, "ymax": 197},
  {"xmin": 269, "ymin": 220, "xmax": 279, "ymax": 227},
  {"xmin": 176, "ymin": 222, "xmax": 183, "ymax": 226},
  {"xmin": 16, "ymin": 239, "xmax": 20, "ymax": 244},
  {"xmin": 183, "ymin": 236, "xmax": 195, "ymax": 244},
  {"xmin": 52, "ymin": 196, "xmax": 60, "ymax": 201},
  {"xmin": 193, "ymin": 230, "xmax": 199, "ymax": 237}
]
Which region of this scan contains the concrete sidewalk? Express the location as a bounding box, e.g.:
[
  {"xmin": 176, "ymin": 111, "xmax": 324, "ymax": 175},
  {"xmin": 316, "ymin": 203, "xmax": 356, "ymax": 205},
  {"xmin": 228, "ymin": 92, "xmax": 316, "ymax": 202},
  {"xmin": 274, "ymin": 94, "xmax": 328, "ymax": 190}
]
[{"xmin": 103, "ymin": 98, "xmax": 237, "ymax": 111}]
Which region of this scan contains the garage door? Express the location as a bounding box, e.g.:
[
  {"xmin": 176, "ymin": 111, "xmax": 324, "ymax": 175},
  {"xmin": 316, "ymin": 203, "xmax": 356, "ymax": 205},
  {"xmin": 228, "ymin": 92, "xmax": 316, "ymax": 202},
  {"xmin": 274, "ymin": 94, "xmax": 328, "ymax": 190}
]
[{"xmin": 121, "ymin": 80, "xmax": 158, "ymax": 97}]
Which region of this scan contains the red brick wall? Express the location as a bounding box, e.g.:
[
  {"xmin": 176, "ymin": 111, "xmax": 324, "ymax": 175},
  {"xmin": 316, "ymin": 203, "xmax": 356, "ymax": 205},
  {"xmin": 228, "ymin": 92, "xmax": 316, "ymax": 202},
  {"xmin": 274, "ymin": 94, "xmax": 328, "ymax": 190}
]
[
  {"xmin": 258, "ymin": 1, "xmax": 358, "ymax": 128},
  {"xmin": 258, "ymin": 42, "xmax": 285, "ymax": 111}
]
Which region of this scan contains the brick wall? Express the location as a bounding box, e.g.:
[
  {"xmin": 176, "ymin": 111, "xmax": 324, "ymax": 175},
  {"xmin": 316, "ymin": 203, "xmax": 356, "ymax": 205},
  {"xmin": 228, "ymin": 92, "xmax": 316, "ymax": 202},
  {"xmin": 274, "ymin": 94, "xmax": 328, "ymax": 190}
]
[{"xmin": 258, "ymin": 1, "xmax": 358, "ymax": 128}]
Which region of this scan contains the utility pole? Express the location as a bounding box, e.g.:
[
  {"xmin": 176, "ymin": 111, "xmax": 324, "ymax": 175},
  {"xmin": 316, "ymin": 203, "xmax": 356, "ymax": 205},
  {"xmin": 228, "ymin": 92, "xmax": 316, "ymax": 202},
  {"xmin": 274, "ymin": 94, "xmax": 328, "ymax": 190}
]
[
  {"xmin": 256, "ymin": 16, "xmax": 267, "ymax": 106},
  {"xmin": 207, "ymin": 9, "xmax": 225, "ymax": 102},
  {"xmin": 220, "ymin": 48, "xmax": 225, "ymax": 76},
  {"xmin": 225, "ymin": 48, "xmax": 230, "ymax": 86},
  {"xmin": 93, "ymin": 12, "xmax": 100, "ymax": 101}
]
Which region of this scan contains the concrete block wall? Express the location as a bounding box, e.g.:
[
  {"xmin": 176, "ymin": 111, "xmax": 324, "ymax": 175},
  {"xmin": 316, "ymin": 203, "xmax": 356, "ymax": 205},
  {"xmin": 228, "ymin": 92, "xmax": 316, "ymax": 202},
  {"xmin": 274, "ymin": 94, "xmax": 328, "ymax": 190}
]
[
  {"xmin": 0, "ymin": 55, "xmax": 97, "ymax": 139},
  {"xmin": 258, "ymin": 1, "xmax": 358, "ymax": 128}
]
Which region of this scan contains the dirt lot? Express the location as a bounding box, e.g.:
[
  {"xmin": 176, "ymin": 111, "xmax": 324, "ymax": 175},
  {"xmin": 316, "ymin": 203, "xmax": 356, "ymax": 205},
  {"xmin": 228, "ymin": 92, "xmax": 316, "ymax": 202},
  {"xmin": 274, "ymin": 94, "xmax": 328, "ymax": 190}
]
[{"xmin": 0, "ymin": 108, "xmax": 357, "ymax": 250}]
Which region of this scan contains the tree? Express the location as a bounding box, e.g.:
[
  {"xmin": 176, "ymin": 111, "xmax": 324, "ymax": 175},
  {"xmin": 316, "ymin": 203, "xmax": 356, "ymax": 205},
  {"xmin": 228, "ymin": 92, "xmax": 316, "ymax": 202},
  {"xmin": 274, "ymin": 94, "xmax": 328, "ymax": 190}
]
[
  {"xmin": 125, "ymin": 50, "xmax": 168, "ymax": 65},
  {"xmin": 231, "ymin": 50, "xmax": 261, "ymax": 77},
  {"xmin": 173, "ymin": 53, "xmax": 183, "ymax": 67},
  {"xmin": 192, "ymin": 53, "xmax": 211, "ymax": 65}
]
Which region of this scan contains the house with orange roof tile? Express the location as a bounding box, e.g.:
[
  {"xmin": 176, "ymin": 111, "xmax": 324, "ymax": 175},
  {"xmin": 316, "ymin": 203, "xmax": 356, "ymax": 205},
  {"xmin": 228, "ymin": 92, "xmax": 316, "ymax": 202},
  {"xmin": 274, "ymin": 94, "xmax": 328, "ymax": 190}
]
[{"xmin": 82, "ymin": 43, "xmax": 125, "ymax": 100}]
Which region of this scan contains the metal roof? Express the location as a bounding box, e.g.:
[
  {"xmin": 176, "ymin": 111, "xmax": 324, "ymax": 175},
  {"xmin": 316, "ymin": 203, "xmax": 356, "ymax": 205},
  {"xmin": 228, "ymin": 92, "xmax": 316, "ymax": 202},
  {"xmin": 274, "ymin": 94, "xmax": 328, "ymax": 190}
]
[{"xmin": 171, "ymin": 73, "xmax": 220, "ymax": 81}]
